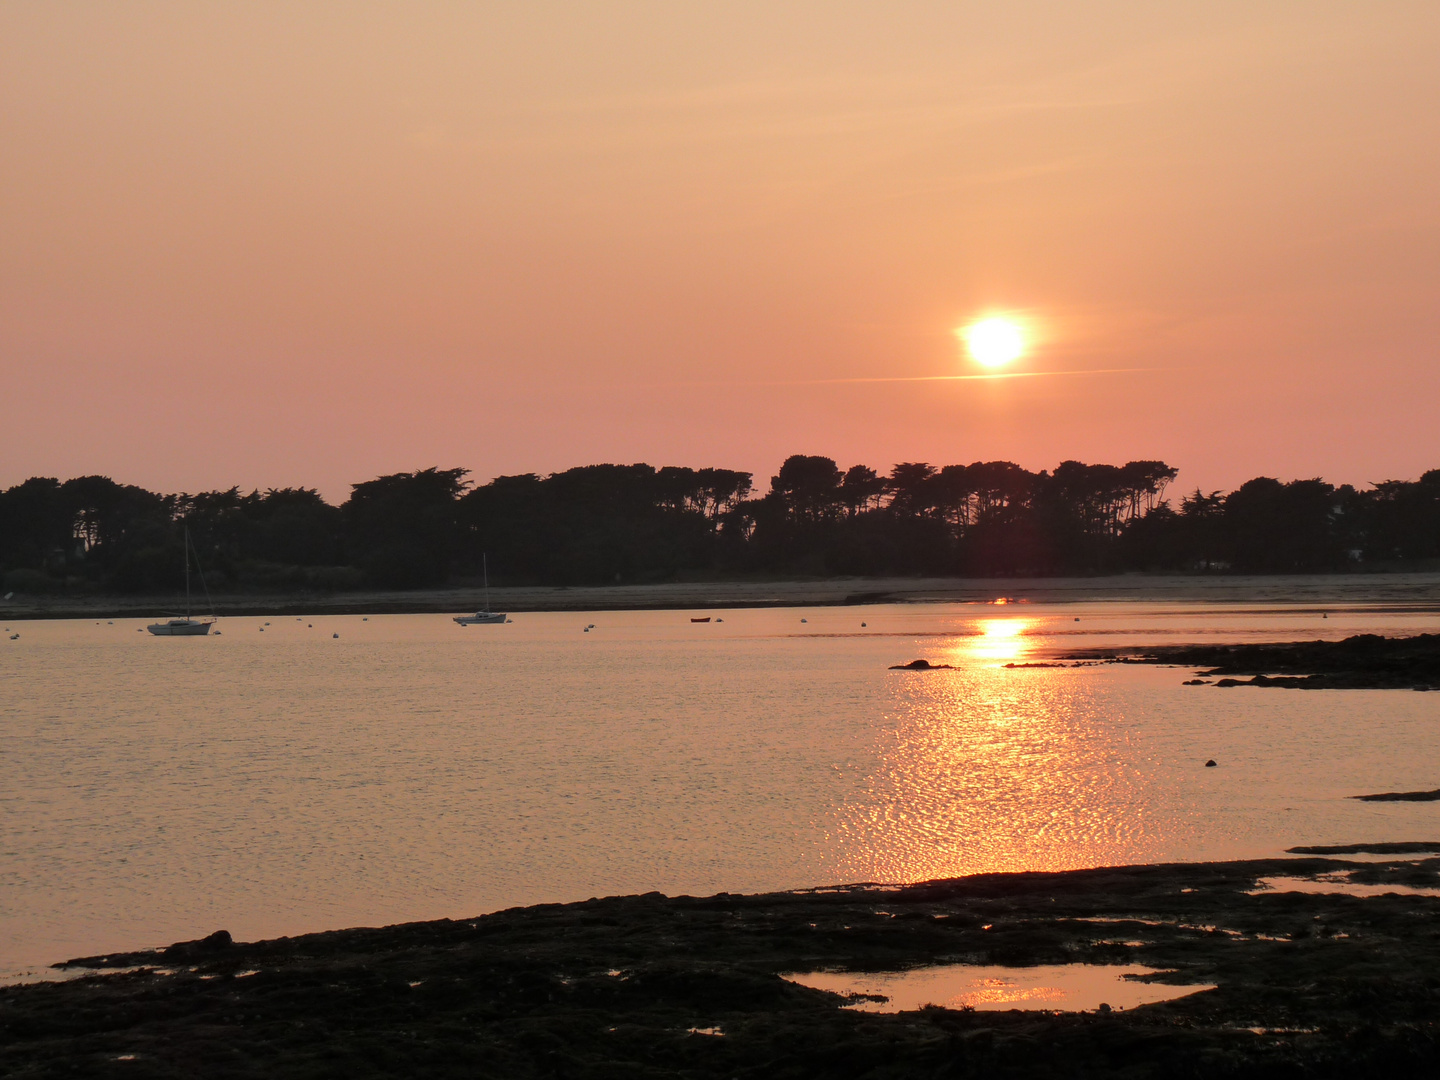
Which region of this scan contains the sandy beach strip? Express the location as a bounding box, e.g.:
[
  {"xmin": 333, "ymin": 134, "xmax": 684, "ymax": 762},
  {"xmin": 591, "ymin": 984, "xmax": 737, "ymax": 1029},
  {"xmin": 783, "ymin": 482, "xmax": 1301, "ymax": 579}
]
[{"xmin": 5, "ymin": 571, "xmax": 1440, "ymax": 620}]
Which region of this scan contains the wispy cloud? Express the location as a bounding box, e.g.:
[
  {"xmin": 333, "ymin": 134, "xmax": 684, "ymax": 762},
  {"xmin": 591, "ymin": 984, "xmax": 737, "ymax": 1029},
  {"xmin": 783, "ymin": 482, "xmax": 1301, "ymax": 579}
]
[{"xmin": 672, "ymin": 367, "xmax": 1169, "ymax": 387}]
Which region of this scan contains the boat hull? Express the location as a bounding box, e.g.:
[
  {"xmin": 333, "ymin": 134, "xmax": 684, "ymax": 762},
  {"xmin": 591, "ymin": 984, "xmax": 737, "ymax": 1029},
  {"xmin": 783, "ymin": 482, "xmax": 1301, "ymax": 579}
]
[
  {"xmin": 455, "ymin": 612, "xmax": 507, "ymax": 625},
  {"xmin": 147, "ymin": 620, "xmax": 213, "ymax": 636}
]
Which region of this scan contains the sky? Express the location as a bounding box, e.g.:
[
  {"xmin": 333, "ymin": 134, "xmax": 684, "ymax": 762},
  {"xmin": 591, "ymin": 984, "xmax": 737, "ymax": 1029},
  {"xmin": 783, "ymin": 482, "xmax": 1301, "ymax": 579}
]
[{"xmin": 2, "ymin": 2, "xmax": 1438, "ymax": 502}]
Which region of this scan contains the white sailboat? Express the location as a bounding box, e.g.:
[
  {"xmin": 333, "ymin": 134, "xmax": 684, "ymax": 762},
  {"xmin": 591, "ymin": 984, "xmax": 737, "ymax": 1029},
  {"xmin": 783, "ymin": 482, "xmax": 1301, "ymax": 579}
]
[
  {"xmin": 147, "ymin": 526, "xmax": 217, "ymax": 636},
  {"xmin": 455, "ymin": 553, "xmax": 507, "ymax": 626}
]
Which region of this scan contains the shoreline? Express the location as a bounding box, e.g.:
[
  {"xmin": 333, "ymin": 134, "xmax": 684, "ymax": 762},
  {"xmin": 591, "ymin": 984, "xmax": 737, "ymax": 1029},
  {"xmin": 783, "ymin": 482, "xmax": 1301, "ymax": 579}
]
[
  {"xmin": 7, "ymin": 848, "xmax": 1440, "ymax": 1075},
  {"xmin": 6, "ymin": 569, "xmax": 1440, "ymax": 621}
]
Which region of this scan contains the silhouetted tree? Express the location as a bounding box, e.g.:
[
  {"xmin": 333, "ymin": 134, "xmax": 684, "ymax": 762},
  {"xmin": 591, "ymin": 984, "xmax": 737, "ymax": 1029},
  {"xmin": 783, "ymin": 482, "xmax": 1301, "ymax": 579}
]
[
  {"xmin": 1223, "ymin": 477, "xmax": 1345, "ymax": 572},
  {"xmin": 885, "ymin": 463, "xmax": 938, "ymax": 518},
  {"xmin": 770, "ymin": 456, "xmax": 844, "ymax": 524},
  {"xmin": 0, "ymin": 477, "xmax": 72, "ymax": 576},
  {"xmin": 840, "ymin": 465, "xmax": 885, "ymax": 517},
  {"xmin": 344, "ymin": 467, "xmax": 470, "ymax": 587},
  {"xmin": 6, "ymin": 457, "xmax": 1439, "ymax": 594},
  {"xmin": 1365, "ymin": 470, "xmax": 1440, "ymax": 561}
]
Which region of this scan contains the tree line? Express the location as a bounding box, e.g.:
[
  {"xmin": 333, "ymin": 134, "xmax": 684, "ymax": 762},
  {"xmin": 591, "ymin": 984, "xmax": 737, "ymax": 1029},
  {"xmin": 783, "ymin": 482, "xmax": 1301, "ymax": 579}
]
[{"xmin": 1, "ymin": 457, "xmax": 1438, "ymax": 594}]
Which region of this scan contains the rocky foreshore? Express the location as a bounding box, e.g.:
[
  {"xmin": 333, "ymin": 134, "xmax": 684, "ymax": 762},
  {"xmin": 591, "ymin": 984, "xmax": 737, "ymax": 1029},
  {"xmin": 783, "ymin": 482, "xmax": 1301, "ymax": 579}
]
[
  {"xmin": 7, "ymin": 849, "xmax": 1440, "ymax": 1076},
  {"xmin": 1075, "ymin": 633, "xmax": 1440, "ymax": 690}
]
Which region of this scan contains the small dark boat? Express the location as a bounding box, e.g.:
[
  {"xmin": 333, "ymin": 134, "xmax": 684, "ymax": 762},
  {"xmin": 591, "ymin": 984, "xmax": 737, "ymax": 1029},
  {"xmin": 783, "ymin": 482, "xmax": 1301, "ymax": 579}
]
[{"xmin": 690, "ymin": 617, "xmax": 711, "ymax": 623}]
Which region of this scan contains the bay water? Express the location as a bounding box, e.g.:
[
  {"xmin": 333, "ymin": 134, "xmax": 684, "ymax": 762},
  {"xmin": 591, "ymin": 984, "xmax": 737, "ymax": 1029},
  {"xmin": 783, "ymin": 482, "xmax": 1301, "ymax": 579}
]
[{"xmin": 3, "ymin": 600, "xmax": 1438, "ymax": 980}]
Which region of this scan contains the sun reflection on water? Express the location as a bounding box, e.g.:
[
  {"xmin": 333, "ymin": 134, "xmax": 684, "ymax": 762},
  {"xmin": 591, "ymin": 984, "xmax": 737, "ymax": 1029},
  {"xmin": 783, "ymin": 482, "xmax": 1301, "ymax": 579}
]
[
  {"xmin": 831, "ymin": 624, "xmax": 1152, "ymax": 884},
  {"xmin": 963, "ymin": 618, "xmax": 1033, "ymax": 663}
]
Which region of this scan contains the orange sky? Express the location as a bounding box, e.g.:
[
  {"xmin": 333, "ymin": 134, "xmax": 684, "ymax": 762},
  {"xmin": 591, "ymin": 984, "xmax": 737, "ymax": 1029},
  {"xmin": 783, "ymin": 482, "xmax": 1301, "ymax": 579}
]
[{"xmin": 3, "ymin": 2, "xmax": 1437, "ymax": 501}]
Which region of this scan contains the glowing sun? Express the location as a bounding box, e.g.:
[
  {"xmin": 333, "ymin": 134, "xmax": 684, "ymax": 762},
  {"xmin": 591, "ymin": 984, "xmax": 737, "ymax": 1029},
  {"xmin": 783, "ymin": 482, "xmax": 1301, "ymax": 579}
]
[{"xmin": 960, "ymin": 317, "xmax": 1025, "ymax": 368}]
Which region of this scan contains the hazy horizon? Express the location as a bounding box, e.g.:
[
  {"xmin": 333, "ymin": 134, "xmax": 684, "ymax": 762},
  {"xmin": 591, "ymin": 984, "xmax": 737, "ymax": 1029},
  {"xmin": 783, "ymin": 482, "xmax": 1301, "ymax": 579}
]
[{"xmin": 4, "ymin": 3, "xmax": 1438, "ymax": 503}]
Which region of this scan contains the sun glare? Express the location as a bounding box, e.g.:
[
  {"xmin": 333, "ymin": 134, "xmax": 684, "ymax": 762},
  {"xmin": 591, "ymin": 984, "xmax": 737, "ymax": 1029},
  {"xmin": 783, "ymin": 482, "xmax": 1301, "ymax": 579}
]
[
  {"xmin": 961, "ymin": 318, "xmax": 1025, "ymax": 368},
  {"xmin": 966, "ymin": 618, "xmax": 1032, "ymax": 662}
]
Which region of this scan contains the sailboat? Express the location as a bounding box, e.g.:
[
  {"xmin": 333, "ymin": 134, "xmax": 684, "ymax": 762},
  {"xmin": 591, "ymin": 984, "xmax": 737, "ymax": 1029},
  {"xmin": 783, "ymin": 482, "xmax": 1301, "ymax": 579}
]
[
  {"xmin": 455, "ymin": 553, "xmax": 507, "ymax": 626},
  {"xmin": 147, "ymin": 526, "xmax": 217, "ymax": 636}
]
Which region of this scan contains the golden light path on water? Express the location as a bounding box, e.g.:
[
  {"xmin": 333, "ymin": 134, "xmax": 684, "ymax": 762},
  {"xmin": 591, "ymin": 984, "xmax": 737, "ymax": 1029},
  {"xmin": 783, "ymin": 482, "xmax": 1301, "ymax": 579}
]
[
  {"xmin": 828, "ymin": 615, "xmax": 1155, "ymax": 883},
  {"xmin": 5, "ymin": 602, "xmax": 1440, "ymax": 979}
]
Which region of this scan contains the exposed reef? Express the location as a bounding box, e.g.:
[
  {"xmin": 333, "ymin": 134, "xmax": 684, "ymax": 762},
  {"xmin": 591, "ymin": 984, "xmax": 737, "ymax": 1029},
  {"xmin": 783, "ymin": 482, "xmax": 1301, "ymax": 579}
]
[
  {"xmin": 1072, "ymin": 633, "xmax": 1440, "ymax": 690},
  {"xmin": 1353, "ymin": 789, "xmax": 1440, "ymax": 803},
  {"xmin": 8, "ymin": 850, "xmax": 1440, "ymax": 1076}
]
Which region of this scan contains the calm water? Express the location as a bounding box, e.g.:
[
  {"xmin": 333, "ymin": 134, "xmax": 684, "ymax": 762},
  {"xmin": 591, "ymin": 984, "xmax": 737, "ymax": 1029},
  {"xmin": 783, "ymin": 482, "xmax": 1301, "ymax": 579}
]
[
  {"xmin": 3, "ymin": 600, "xmax": 1439, "ymax": 979},
  {"xmin": 784, "ymin": 963, "xmax": 1214, "ymax": 1013}
]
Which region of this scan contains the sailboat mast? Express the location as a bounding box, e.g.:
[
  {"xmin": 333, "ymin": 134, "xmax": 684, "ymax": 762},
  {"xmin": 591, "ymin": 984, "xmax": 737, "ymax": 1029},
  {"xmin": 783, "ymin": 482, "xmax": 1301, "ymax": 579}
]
[{"xmin": 184, "ymin": 525, "xmax": 192, "ymax": 619}]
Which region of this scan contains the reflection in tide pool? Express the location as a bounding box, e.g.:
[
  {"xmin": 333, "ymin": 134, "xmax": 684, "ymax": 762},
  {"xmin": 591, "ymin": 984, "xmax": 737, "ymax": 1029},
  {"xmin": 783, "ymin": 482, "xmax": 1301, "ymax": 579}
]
[
  {"xmin": 1253, "ymin": 876, "xmax": 1440, "ymax": 899},
  {"xmin": 785, "ymin": 963, "xmax": 1214, "ymax": 1012}
]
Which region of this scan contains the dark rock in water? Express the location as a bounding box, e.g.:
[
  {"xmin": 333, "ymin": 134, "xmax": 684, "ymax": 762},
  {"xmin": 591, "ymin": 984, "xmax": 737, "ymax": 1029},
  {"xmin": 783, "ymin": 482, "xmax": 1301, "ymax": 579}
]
[
  {"xmin": 1288, "ymin": 841, "xmax": 1440, "ymax": 855},
  {"xmin": 1097, "ymin": 1002, "xmax": 1112, "ymax": 1013},
  {"xmin": 1068, "ymin": 634, "xmax": 1440, "ymax": 691},
  {"xmin": 1205, "ymin": 760, "xmax": 1217, "ymax": 767},
  {"xmin": 1215, "ymin": 674, "xmax": 1321, "ymax": 689},
  {"xmin": 164, "ymin": 929, "xmax": 234, "ymax": 960},
  {"xmin": 1351, "ymin": 788, "xmax": 1440, "ymax": 802},
  {"xmin": 1183, "ymin": 679, "xmax": 1208, "ymax": 685},
  {"xmin": 889, "ymin": 659, "xmax": 954, "ymax": 670}
]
